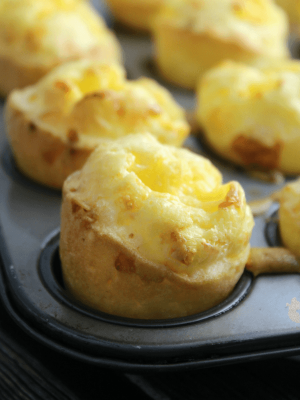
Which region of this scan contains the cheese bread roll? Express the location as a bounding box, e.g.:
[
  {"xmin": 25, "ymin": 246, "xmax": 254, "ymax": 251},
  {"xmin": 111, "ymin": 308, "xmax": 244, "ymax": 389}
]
[
  {"xmin": 6, "ymin": 60, "xmax": 189, "ymax": 189},
  {"xmin": 0, "ymin": 0, "xmax": 122, "ymax": 96},
  {"xmin": 197, "ymin": 59, "xmax": 300, "ymax": 174},
  {"xmin": 105, "ymin": 0, "xmax": 163, "ymax": 32},
  {"xmin": 152, "ymin": 0, "xmax": 289, "ymax": 89},
  {"xmin": 275, "ymin": 0, "xmax": 300, "ymax": 36},
  {"xmin": 60, "ymin": 133, "xmax": 254, "ymax": 319},
  {"xmin": 279, "ymin": 178, "xmax": 300, "ymax": 257}
]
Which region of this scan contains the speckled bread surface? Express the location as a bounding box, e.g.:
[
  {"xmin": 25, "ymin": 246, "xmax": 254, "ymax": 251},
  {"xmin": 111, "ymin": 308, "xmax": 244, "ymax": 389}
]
[
  {"xmin": 275, "ymin": 0, "xmax": 300, "ymax": 36},
  {"xmin": 105, "ymin": 0, "xmax": 163, "ymax": 32},
  {"xmin": 279, "ymin": 178, "xmax": 300, "ymax": 257},
  {"xmin": 60, "ymin": 133, "xmax": 254, "ymax": 319},
  {"xmin": 196, "ymin": 59, "xmax": 300, "ymax": 174},
  {"xmin": 152, "ymin": 0, "xmax": 289, "ymax": 89},
  {"xmin": 0, "ymin": 0, "xmax": 122, "ymax": 96},
  {"xmin": 6, "ymin": 60, "xmax": 189, "ymax": 189}
]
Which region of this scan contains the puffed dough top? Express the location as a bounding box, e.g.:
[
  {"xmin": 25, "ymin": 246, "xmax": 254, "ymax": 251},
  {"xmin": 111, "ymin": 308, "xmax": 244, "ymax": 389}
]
[
  {"xmin": 153, "ymin": 0, "xmax": 289, "ymax": 59},
  {"xmin": 0, "ymin": 0, "xmax": 122, "ymax": 93},
  {"xmin": 197, "ymin": 59, "xmax": 300, "ymax": 174},
  {"xmin": 279, "ymin": 178, "xmax": 300, "ymax": 257},
  {"xmin": 60, "ymin": 133, "xmax": 254, "ymax": 319},
  {"xmin": 9, "ymin": 60, "xmax": 189, "ymax": 148}
]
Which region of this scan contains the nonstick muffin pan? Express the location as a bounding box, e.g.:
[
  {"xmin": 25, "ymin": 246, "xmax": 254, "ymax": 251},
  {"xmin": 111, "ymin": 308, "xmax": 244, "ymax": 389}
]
[{"xmin": 1, "ymin": 2, "xmax": 300, "ymax": 372}]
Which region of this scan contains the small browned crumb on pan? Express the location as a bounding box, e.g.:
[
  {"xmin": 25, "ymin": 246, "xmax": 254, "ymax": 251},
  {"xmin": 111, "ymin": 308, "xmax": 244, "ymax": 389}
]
[
  {"xmin": 286, "ymin": 297, "xmax": 300, "ymax": 323},
  {"xmin": 246, "ymin": 247, "xmax": 300, "ymax": 277}
]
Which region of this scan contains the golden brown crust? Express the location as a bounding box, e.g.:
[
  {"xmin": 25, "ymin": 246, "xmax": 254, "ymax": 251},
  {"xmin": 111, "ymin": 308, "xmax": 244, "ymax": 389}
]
[
  {"xmin": 106, "ymin": 0, "xmax": 161, "ymax": 32},
  {"xmin": 278, "ymin": 178, "xmax": 300, "ymax": 257},
  {"xmin": 197, "ymin": 59, "xmax": 300, "ymax": 175},
  {"xmin": 5, "ymin": 100, "xmax": 92, "ymax": 189},
  {"xmin": 231, "ymin": 135, "xmax": 283, "ymax": 170},
  {"xmin": 0, "ymin": 0, "xmax": 122, "ymax": 96},
  {"xmin": 0, "ymin": 54, "xmax": 47, "ymax": 97},
  {"xmin": 60, "ymin": 169, "xmax": 246, "ymax": 320},
  {"xmin": 154, "ymin": 26, "xmax": 261, "ymax": 90},
  {"xmin": 5, "ymin": 60, "xmax": 189, "ymax": 189},
  {"xmin": 152, "ymin": 0, "xmax": 289, "ymax": 89},
  {"xmin": 246, "ymin": 247, "xmax": 300, "ymax": 277}
]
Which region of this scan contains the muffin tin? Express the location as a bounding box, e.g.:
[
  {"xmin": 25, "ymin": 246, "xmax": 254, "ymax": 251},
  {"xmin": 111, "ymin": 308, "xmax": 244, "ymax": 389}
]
[{"xmin": 1, "ymin": 1, "xmax": 300, "ymax": 372}]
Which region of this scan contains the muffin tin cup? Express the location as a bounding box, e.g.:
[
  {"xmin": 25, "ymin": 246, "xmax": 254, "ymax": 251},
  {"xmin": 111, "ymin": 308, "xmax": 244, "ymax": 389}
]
[{"xmin": 38, "ymin": 230, "xmax": 253, "ymax": 329}]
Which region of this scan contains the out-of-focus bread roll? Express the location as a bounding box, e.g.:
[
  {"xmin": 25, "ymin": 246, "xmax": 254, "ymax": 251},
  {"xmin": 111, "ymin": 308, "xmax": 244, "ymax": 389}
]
[
  {"xmin": 0, "ymin": 0, "xmax": 122, "ymax": 96},
  {"xmin": 152, "ymin": 0, "xmax": 289, "ymax": 89},
  {"xmin": 279, "ymin": 178, "xmax": 300, "ymax": 257},
  {"xmin": 105, "ymin": 0, "xmax": 163, "ymax": 32},
  {"xmin": 5, "ymin": 60, "xmax": 189, "ymax": 189},
  {"xmin": 196, "ymin": 59, "xmax": 300, "ymax": 174},
  {"xmin": 60, "ymin": 133, "xmax": 254, "ymax": 319},
  {"xmin": 275, "ymin": 0, "xmax": 300, "ymax": 36}
]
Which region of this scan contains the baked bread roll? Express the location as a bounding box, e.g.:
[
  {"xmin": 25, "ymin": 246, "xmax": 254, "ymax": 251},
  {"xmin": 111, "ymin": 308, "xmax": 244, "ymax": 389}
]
[
  {"xmin": 275, "ymin": 0, "xmax": 300, "ymax": 37},
  {"xmin": 279, "ymin": 178, "xmax": 300, "ymax": 257},
  {"xmin": 60, "ymin": 133, "xmax": 254, "ymax": 319},
  {"xmin": 196, "ymin": 59, "xmax": 300, "ymax": 174},
  {"xmin": 0, "ymin": 0, "xmax": 122, "ymax": 96},
  {"xmin": 5, "ymin": 60, "xmax": 189, "ymax": 189},
  {"xmin": 152, "ymin": 0, "xmax": 289, "ymax": 89},
  {"xmin": 105, "ymin": 0, "xmax": 163, "ymax": 32}
]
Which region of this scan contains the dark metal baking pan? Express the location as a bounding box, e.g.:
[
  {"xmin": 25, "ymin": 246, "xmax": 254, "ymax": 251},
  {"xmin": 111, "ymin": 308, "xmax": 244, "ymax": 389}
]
[
  {"xmin": 1, "ymin": 128, "xmax": 300, "ymax": 370},
  {"xmin": 1, "ymin": 0, "xmax": 300, "ymax": 371}
]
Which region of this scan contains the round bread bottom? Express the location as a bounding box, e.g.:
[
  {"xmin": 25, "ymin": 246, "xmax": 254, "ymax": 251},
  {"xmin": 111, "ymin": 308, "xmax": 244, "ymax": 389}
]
[
  {"xmin": 60, "ymin": 172, "xmax": 250, "ymax": 320},
  {"xmin": 0, "ymin": 55, "xmax": 48, "ymax": 97},
  {"xmin": 201, "ymin": 129, "xmax": 300, "ymax": 176},
  {"xmin": 5, "ymin": 102, "xmax": 91, "ymax": 189},
  {"xmin": 153, "ymin": 26, "xmax": 269, "ymax": 90},
  {"xmin": 279, "ymin": 186, "xmax": 300, "ymax": 257},
  {"xmin": 107, "ymin": 0, "xmax": 160, "ymax": 32}
]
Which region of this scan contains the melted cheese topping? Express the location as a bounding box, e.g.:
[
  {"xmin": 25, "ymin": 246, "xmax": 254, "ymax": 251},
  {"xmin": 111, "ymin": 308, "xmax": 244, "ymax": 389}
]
[
  {"xmin": 197, "ymin": 59, "xmax": 300, "ymax": 173},
  {"xmin": 154, "ymin": 0, "xmax": 289, "ymax": 57},
  {"xmin": 279, "ymin": 178, "xmax": 300, "ymax": 257},
  {"xmin": 0, "ymin": 0, "xmax": 121, "ymax": 67},
  {"xmin": 9, "ymin": 60, "xmax": 189, "ymax": 148},
  {"xmin": 70, "ymin": 133, "xmax": 254, "ymax": 277}
]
